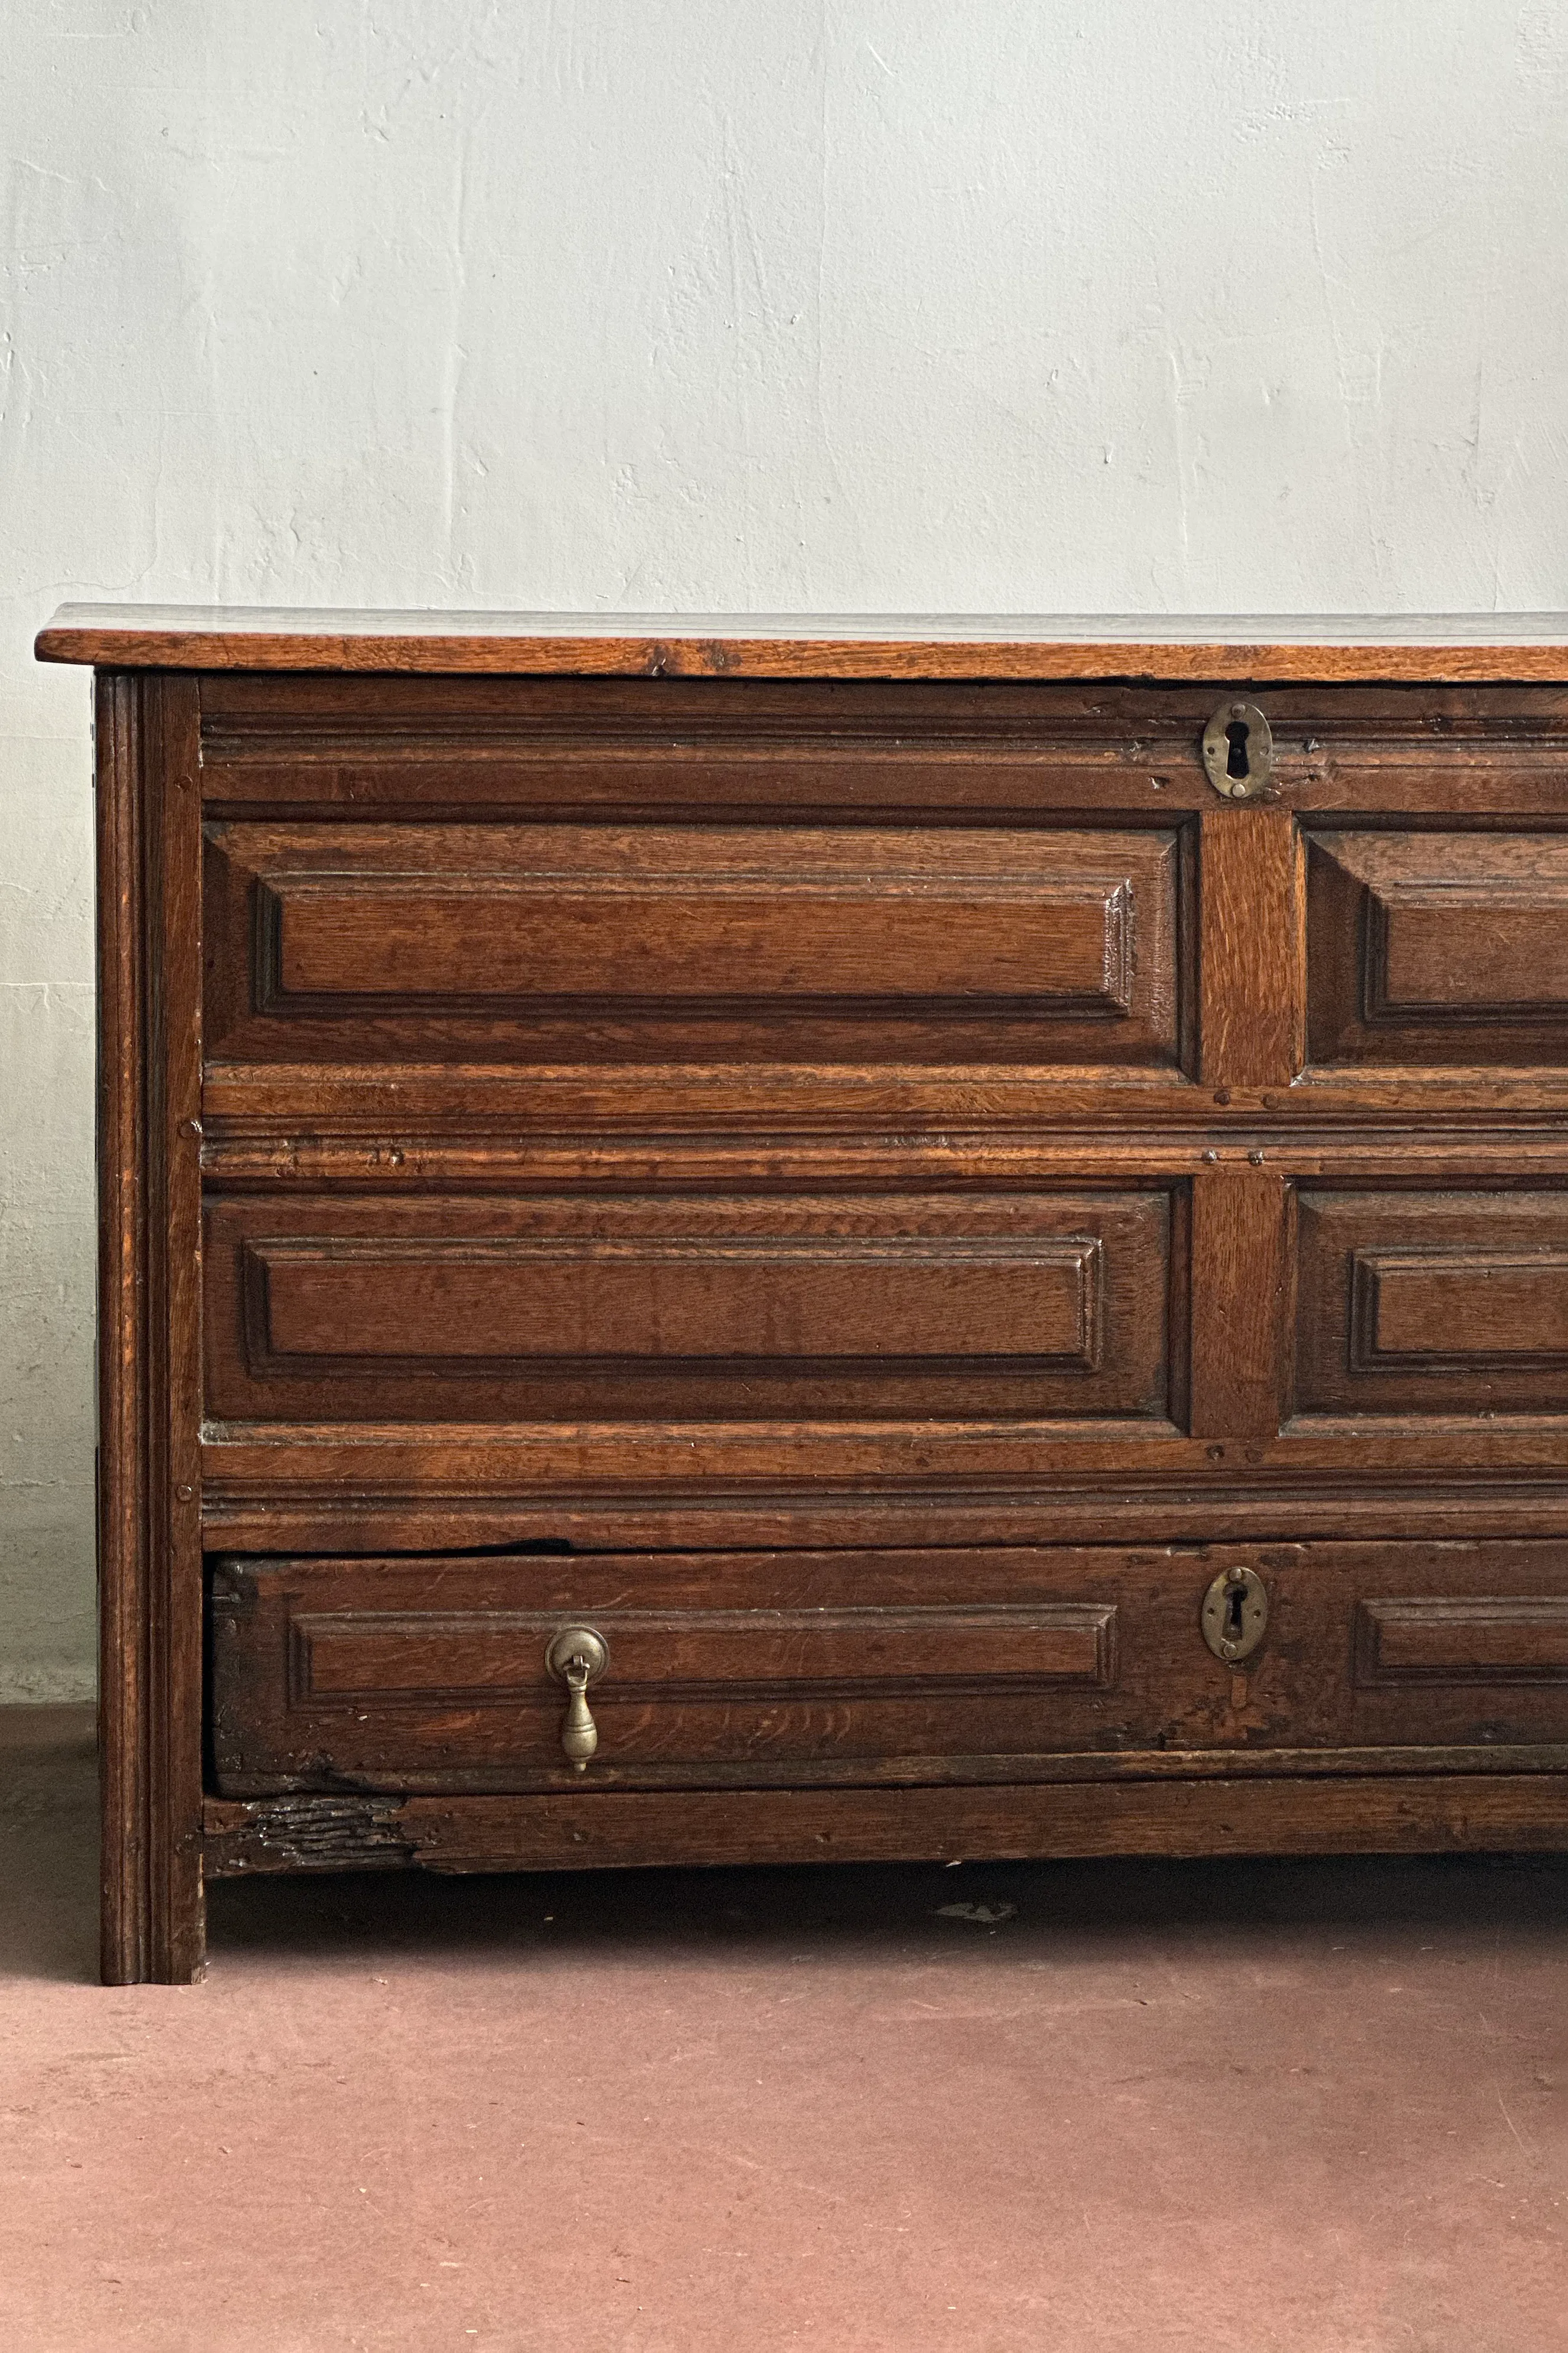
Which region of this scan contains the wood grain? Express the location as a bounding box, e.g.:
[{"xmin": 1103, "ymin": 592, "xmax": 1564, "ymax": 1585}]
[
  {"xmin": 1298, "ymin": 1189, "xmax": 1568, "ymax": 1417},
  {"xmin": 195, "ymin": 1129, "xmax": 1568, "ymax": 1189},
  {"xmin": 204, "ymin": 818, "xmax": 1184, "ymax": 1079},
  {"xmin": 207, "ymin": 1541, "xmax": 1568, "ymax": 1797},
  {"xmin": 1199, "ymin": 804, "xmax": 1304, "ymax": 1089},
  {"xmin": 94, "ymin": 671, "xmax": 147, "ymax": 1984},
  {"xmin": 36, "ymin": 604, "xmax": 1568, "ymax": 679},
  {"xmin": 1308, "ymin": 828, "xmax": 1568, "ymax": 1070},
  {"xmin": 201, "ymin": 1187, "xmax": 1175, "ymax": 1427},
  {"xmin": 96, "ymin": 673, "xmax": 206, "ymax": 1984},
  {"xmin": 79, "ymin": 638, "xmax": 1568, "ymax": 1965},
  {"xmin": 197, "ymin": 1486, "xmax": 1568, "ymax": 1557},
  {"xmin": 1356, "ymin": 1596, "xmax": 1568, "ymax": 1684},
  {"xmin": 1188, "ymin": 1171, "xmax": 1292, "ymax": 1439},
  {"xmin": 200, "ymin": 1772, "xmax": 1568, "ymax": 1878}
]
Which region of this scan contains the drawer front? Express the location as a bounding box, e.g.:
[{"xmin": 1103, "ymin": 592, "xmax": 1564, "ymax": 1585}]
[
  {"xmin": 1308, "ymin": 828, "xmax": 1568, "ymax": 1072},
  {"xmin": 203, "ymin": 819, "xmax": 1186, "ymax": 1073},
  {"xmin": 204, "ymin": 1187, "xmax": 1179, "ymax": 1426},
  {"xmin": 207, "ymin": 1543, "xmax": 1568, "ymax": 1795},
  {"xmin": 1297, "ymin": 1187, "xmax": 1568, "ymax": 1418}
]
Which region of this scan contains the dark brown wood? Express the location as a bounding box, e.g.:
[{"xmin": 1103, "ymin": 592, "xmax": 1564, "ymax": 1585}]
[
  {"xmin": 200, "ymin": 1772, "xmax": 1568, "ymax": 1879},
  {"xmin": 95, "ymin": 673, "xmax": 206, "ymax": 1984},
  {"xmin": 1199, "ymin": 805, "xmax": 1304, "ymax": 1089},
  {"xmin": 203, "ymin": 816, "xmax": 1186, "ymax": 1078},
  {"xmin": 195, "ymin": 1486, "xmax": 1568, "ymax": 1554},
  {"xmin": 1296, "ymin": 1187, "xmax": 1568, "ymax": 1419},
  {"xmin": 95, "ymin": 672, "xmax": 146, "ymax": 1982},
  {"xmin": 35, "ymin": 604, "xmax": 1568, "ymax": 680},
  {"xmin": 70, "ymin": 617, "xmax": 1568, "ymax": 1979},
  {"xmin": 1307, "ymin": 828, "xmax": 1568, "ymax": 1071},
  {"xmin": 1189, "ymin": 1173, "xmax": 1292, "ymax": 1438},
  {"xmin": 208, "ymin": 1541, "xmax": 1568, "ymax": 1796},
  {"xmin": 1355, "ymin": 1596, "xmax": 1568, "ymax": 1683},
  {"xmin": 201, "ymin": 1187, "xmax": 1176, "ymax": 1427}
]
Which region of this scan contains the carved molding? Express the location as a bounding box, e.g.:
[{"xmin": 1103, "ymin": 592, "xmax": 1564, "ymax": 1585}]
[
  {"xmin": 286, "ymin": 1601, "xmax": 1120, "ymax": 1708},
  {"xmin": 253, "ymin": 870, "xmax": 1138, "ymax": 1017},
  {"xmin": 239, "ymin": 1231, "xmax": 1107, "ymax": 1375},
  {"xmin": 1355, "ymin": 1596, "xmax": 1568, "ymax": 1686},
  {"xmin": 1362, "ymin": 877, "xmax": 1568, "ymax": 1025},
  {"xmin": 1349, "ymin": 1245, "xmax": 1568, "ymax": 1372}
]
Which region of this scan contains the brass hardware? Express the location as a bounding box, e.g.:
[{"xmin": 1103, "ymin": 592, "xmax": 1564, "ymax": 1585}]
[
  {"xmin": 1202, "ymin": 701, "xmax": 1274, "ymax": 800},
  {"xmin": 1201, "ymin": 1566, "xmax": 1269, "ymax": 1664},
  {"xmin": 544, "ymin": 1626, "xmax": 610, "ymax": 1770}
]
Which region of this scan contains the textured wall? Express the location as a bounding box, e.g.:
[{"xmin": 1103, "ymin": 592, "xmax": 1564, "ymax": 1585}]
[{"xmin": 4, "ymin": 2, "xmax": 1567, "ymax": 1697}]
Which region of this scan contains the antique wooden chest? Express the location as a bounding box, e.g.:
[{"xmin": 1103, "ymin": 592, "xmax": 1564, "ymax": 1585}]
[{"xmin": 38, "ymin": 607, "xmax": 1568, "ymax": 1981}]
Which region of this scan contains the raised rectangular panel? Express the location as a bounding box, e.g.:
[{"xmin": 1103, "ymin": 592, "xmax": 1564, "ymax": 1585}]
[
  {"xmin": 1298, "ymin": 1189, "xmax": 1568, "ymax": 1417},
  {"xmin": 291, "ymin": 1603, "xmax": 1119, "ymax": 1703},
  {"xmin": 1351, "ymin": 1249, "xmax": 1568, "ymax": 1369},
  {"xmin": 246, "ymin": 1235, "xmax": 1103, "ymax": 1371},
  {"xmin": 204, "ymin": 1189, "xmax": 1176, "ymax": 1426},
  {"xmin": 204, "ymin": 821, "xmax": 1185, "ymax": 1072},
  {"xmin": 1307, "ymin": 831, "xmax": 1568, "ymax": 1068},
  {"xmin": 260, "ymin": 874, "xmax": 1135, "ymax": 1011},
  {"xmin": 1341, "ymin": 1545, "xmax": 1568, "ymax": 1745},
  {"xmin": 1370, "ymin": 885, "xmax": 1568, "ymax": 1017},
  {"xmin": 1355, "ymin": 1597, "xmax": 1568, "ymax": 1685}
]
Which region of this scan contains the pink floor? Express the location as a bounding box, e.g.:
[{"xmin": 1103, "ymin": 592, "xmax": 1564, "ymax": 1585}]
[{"xmin": 3, "ymin": 1704, "xmax": 1566, "ymax": 2352}]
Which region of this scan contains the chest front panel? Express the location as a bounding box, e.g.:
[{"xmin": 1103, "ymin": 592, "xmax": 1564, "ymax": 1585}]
[{"xmin": 76, "ymin": 631, "xmax": 1568, "ymax": 1976}]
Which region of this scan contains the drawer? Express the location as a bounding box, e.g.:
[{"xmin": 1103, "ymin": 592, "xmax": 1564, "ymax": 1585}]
[
  {"xmin": 203, "ymin": 818, "xmax": 1186, "ymax": 1074},
  {"xmin": 1307, "ymin": 828, "xmax": 1568, "ymax": 1072},
  {"xmin": 207, "ymin": 1542, "xmax": 1568, "ymax": 1795},
  {"xmin": 203, "ymin": 1186, "xmax": 1180, "ymax": 1427},
  {"xmin": 1297, "ymin": 1187, "xmax": 1568, "ymax": 1418}
]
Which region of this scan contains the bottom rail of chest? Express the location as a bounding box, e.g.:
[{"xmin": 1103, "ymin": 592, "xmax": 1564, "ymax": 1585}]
[{"xmin": 203, "ymin": 1771, "xmax": 1568, "ymax": 1879}]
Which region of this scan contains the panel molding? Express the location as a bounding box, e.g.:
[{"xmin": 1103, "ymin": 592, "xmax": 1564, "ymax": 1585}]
[
  {"xmin": 207, "ymin": 1187, "xmax": 1173, "ymax": 1428},
  {"xmin": 288, "ymin": 1602, "xmax": 1119, "ymax": 1707},
  {"xmin": 203, "ymin": 819, "xmax": 1189, "ymax": 1085},
  {"xmin": 239, "ymin": 1231, "xmax": 1106, "ymax": 1374},
  {"xmin": 1365, "ymin": 877, "xmax": 1568, "ymax": 1023},
  {"xmin": 1355, "ymin": 1597, "xmax": 1568, "ymax": 1685},
  {"xmin": 255, "ymin": 871, "xmax": 1137, "ymax": 1017},
  {"xmin": 1350, "ymin": 1245, "xmax": 1568, "ymax": 1371},
  {"xmin": 1297, "ymin": 1187, "xmax": 1568, "ymax": 1421},
  {"xmin": 1308, "ymin": 829, "xmax": 1568, "ymax": 1072}
]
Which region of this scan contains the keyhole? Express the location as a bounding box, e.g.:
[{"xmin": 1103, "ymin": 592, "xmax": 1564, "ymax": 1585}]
[
  {"xmin": 1225, "ymin": 720, "xmax": 1251, "ymax": 780},
  {"xmin": 1225, "ymin": 1579, "xmax": 1247, "ymax": 1641}
]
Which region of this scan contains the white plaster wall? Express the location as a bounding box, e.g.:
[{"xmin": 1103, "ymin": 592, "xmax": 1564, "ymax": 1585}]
[{"xmin": 4, "ymin": 2, "xmax": 1567, "ymax": 1698}]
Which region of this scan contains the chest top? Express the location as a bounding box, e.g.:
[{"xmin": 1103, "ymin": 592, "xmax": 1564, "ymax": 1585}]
[{"xmin": 35, "ymin": 604, "xmax": 1568, "ymax": 681}]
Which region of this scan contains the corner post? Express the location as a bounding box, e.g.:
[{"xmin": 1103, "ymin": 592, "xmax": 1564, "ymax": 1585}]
[{"xmin": 96, "ymin": 669, "xmax": 206, "ymax": 1983}]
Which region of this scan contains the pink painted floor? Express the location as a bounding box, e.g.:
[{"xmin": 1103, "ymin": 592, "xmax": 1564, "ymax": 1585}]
[{"xmin": 2, "ymin": 1704, "xmax": 1566, "ymax": 2352}]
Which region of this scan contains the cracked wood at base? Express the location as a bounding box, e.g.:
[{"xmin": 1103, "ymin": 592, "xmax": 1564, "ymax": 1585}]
[{"xmin": 201, "ymin": 1774, "xmax": 1568, "ymax": 1877}]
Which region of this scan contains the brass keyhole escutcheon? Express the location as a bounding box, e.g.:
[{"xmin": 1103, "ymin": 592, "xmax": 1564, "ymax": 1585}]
[
  {"xmin": 545, "ymin": 1625, "xmax": 610, "ymax": 1771},
  {"xmin": 1202, "ymin": 701, "xmax": 1274, "ymax": 800},
  {"xmin": 1201, "ymin": 1567, "xmax": 1269, "ymax": 1665}
]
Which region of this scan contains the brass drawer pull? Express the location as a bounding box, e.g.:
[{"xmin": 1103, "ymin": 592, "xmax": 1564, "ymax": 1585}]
[
  {"xmin": 545, "ymin": 1626, "xmax": 610, "ymax": 1769},
  {"xmin": 1201, "ymin": 1566, "xmax": 1269, "ymax": 1664}
]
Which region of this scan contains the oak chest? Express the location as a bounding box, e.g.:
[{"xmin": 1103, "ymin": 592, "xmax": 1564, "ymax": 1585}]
[{"xmin": 40, "ymin": 606, "xmax": 1568, "ymax": 1982}]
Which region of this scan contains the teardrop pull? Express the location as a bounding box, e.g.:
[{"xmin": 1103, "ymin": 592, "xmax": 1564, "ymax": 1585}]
[{"xmin": 544, "ymin": 1626, "xmax": 610, "ymax": 1771}]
